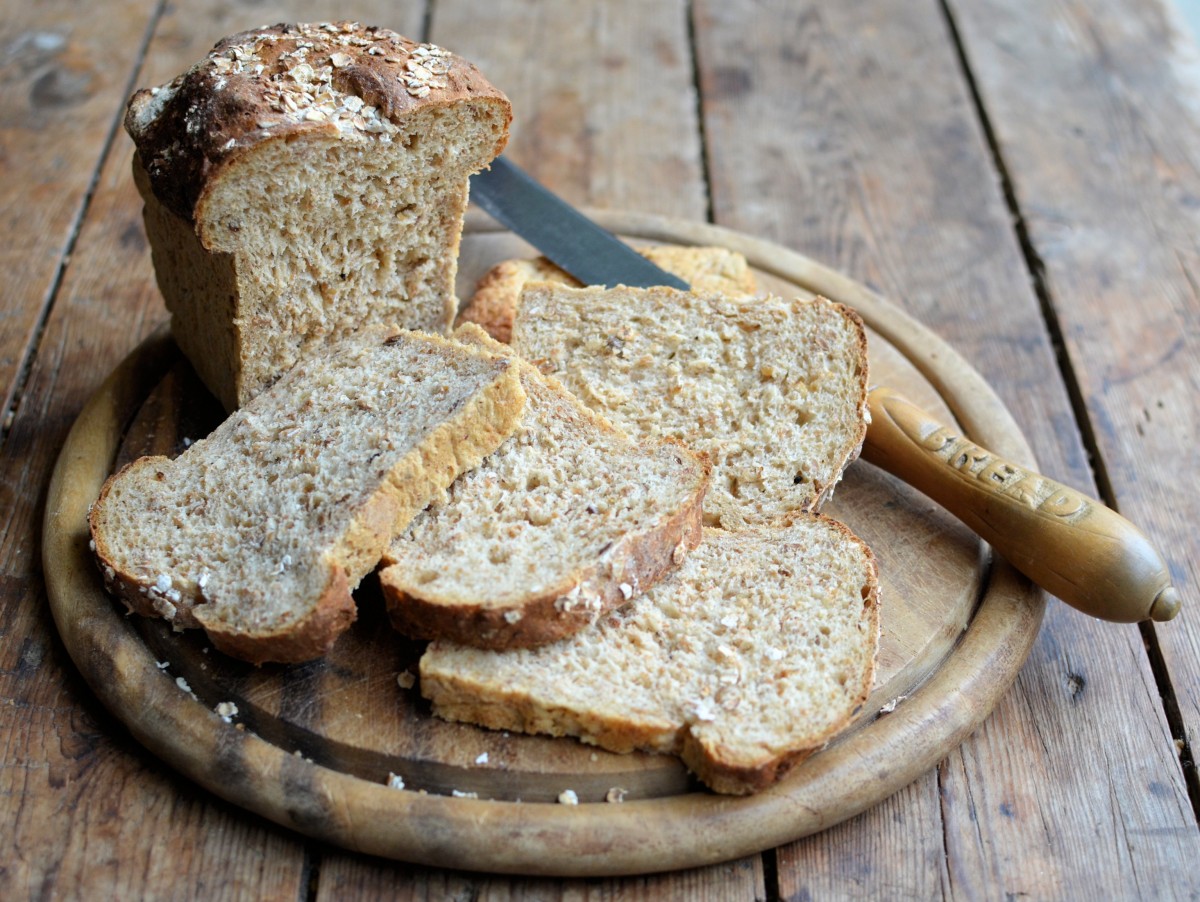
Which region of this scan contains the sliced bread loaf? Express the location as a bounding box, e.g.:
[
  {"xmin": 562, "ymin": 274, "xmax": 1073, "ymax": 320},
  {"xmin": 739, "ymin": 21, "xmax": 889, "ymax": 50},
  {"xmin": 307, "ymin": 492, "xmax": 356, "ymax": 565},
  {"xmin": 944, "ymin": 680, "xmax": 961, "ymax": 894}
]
[
  {"xmin": 378, "ymin": 324, "xmax": 710, "ymax": 649},
  {"xmin": 89, "ymin": 327, "xmax": 525, "ymax": 664},
  {"xmin": 125, "ymin": 22, "xmax": 511, "ymax": 409},
  {"xmin": 509, "ymin": 285, "xmax": 870, "ymax": 529},
  {"xmin": 457, "ymin": 245, "xmax": 757, "ymax": 344},
  {"xmin": 420, "ymin": 517, "xmax": 880, "ymax": 795}
]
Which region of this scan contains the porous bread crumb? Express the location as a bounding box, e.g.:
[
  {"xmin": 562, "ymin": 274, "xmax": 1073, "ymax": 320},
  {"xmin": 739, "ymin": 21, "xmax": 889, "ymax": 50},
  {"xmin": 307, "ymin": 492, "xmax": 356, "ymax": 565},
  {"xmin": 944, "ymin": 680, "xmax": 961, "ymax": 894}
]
[
  {"xmin": 451, "ymin": 789, "xmax": 479, "ymax": 799},
  {"xmin": 605, "ymin": 787, "xmax": 628, "ymax": 803},
  {"xmin": 474, "ymin": 752, "xmax": 489, "ymax": 765},
  {"xmin": 557, "ymin": 789, "xmax": 579, "ymax": 805},
  {"xmin": 379, "ymin": 325, "xmax": 708, "ymax": 650},
  {"xmin": 510, "ymin": 286, "xmax": 869, "ymax": 528},
  {"xmin": 420, "ymin": 518, "xmax": 880, "ymax": 795},
  {"xmin": 396, "ymin": 671, "xmax": 416, "ymax": 690},
  {"xmin": 124, "ymin": 22, "xmax": 512, "ymax": 409},
  {"xmin": 89, "ymin": 328, "xmax": 525, "ymax": 664},
  {"xmin": 387, "ymin": 772, "xmax": 406, "ymax": 789}
]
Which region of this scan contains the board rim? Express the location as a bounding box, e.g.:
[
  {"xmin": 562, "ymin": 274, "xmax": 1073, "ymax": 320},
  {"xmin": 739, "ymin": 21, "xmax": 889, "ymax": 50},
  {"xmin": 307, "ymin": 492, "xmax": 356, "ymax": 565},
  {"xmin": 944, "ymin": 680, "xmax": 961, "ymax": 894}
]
[{"xmin": 42, "ymin": 213, "xmax": 1045, "ymax": 876}]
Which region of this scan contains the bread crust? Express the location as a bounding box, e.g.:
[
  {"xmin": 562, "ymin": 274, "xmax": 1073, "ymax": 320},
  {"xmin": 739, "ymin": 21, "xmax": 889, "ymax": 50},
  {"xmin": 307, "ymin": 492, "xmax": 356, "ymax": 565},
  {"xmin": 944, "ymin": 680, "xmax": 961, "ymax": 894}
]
[
  {"xmin": 125, "ymin": 22, "xmax": 511, "ymax": 225},
  {"xmin": 381, "ymin": 439, "xmax": 710, "ymax": 649}
]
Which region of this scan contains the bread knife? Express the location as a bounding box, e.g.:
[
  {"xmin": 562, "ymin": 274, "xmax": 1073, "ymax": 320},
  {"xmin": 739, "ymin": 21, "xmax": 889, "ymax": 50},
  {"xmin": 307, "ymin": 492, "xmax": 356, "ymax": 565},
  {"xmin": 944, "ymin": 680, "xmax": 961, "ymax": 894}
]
[{"xmin": 469, "ymin": 157, "xmax": 1180, "ymax": 624}]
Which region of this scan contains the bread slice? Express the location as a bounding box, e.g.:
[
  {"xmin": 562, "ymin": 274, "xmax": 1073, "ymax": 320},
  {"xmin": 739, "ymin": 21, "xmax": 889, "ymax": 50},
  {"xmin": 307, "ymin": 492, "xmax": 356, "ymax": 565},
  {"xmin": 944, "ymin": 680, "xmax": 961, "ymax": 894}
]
[
  {"xmin": 88, "ymin": 327, "xmax": 525, "ymax": 665},
  {"xmin": 125, "ymin": 22, "xmax": 511, "ymax": 409},
  {"xmin": 509, "ymin": 285, "xmax": 870, "ymax": 528},
  {"xmin": 378, "ymin": 324, "xmax": 710, "ymax": 649},
  {"xmin": 457, "ymin": 245, "xmax": 757, "ymax": 344},
  {"xmin": 420, "ymin": 517, "xmax": 880, "ymax": 795}
]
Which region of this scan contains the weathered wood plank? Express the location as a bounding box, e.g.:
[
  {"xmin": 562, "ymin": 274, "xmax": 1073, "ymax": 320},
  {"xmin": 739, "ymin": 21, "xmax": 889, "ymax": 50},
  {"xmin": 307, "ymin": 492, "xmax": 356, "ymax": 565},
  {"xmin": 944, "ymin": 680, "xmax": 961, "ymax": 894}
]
[
  {"xmin": 0, "ymin": 2, "xmax": 426, "ymax": 898},
  {"xmin": 316, "ymin": 855, "xmax": 766, "ymax": 900},
  {"xmin": 435, "ymin": 0, "xmax": 707, "ymax": 220},
  {"xmin": 0, "ymin": 0, "xmax": 159, "ymax": 426},
  {"xmin": 693, "ymin": 0, "xmax": 1198, "ymax": 895},
  {"xmin": 776, "ymin": 780, "xmax": 949, "ymax": 899},
  {"xmin": 947, "ymin": 2, "xmax": 1200, "ymax": 857},
  {"xmin": 948, "ymin": 0, "xmax": 1200, "ymax": 886}
]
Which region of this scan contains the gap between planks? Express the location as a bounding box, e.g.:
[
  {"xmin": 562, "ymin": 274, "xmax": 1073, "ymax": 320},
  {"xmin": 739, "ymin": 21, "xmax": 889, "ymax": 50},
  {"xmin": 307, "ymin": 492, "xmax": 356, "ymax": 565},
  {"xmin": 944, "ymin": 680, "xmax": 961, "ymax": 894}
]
[{"xmin": 935, "ymin": 0, "xmax": 1200, "ymax": 828}]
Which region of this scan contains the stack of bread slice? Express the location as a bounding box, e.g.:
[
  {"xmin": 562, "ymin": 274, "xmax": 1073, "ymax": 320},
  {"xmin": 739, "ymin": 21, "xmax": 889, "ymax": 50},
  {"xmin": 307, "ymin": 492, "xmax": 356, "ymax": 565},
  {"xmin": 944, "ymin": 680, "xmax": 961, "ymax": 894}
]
[{"xmin": 94, "ymin": 21, "xmax": 880, "ymax": 796}]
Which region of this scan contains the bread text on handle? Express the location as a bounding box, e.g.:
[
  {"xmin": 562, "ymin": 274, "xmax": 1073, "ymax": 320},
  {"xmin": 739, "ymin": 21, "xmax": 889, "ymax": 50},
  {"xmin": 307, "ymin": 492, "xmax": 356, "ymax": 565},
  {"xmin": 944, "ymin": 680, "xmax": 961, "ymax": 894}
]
[{"xmin": 860, "ymin": 386, "xmax": 1180, "ymax": 623}]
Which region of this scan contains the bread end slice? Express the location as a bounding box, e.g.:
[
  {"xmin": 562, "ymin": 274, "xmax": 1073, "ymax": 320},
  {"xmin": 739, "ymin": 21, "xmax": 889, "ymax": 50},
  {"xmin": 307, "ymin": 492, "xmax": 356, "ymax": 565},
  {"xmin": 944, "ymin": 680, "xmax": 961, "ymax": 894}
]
[{"xmin": 457, "ymin": 245, "xmax": 758, "ymax": 344}]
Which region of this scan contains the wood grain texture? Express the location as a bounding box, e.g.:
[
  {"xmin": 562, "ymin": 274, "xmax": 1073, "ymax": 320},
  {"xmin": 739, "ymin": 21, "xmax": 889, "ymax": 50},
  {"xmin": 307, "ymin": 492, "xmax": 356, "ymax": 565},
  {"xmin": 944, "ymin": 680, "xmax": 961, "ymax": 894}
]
[
  {"xmin": 316, "ymin": 854, "xmax": 767, "ymax": 900},
  {"xmin": 948, "ymin": 0, "xmax": 1200, "ymax": 866},
  {"xmin": 432, "ymin": 0, "xmax": 708, "ymax": 220},
  {"xmin": 0, "ymin": 0, "xmax": 159, "ymax": 422},
  {"xmin": 692, "ymin": 0, "xmax": 1198, "ymax": 895},
  {"xmin": 0, "ymin": 1, "xmax": 430, "ymax": 898}
]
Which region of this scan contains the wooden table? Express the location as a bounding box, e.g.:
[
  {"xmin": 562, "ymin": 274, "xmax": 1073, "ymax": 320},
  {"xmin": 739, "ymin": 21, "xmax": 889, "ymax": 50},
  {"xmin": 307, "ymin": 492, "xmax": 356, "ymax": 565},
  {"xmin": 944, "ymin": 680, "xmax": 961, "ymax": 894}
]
[{"xmin": 4, "ymin": 0, "xmax": 1198, "ymax": 897}]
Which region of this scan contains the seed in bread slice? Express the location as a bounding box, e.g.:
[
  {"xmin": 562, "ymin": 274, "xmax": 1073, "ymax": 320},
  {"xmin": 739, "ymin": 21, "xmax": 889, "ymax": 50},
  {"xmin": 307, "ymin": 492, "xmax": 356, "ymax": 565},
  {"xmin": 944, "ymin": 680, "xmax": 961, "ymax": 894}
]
[
  {"xmin": 457, "ymin": 245, "xmax": 758, "ymax": 344},
  {"xmin": 378, "ymin": 324, "xmax": 710, "ymax": 649},
  {"xmin": 124, "ymin": 22, "xmax": 512, "ymax": 410},
  {"xmin": 509, "ymin": 285, "xmax": 870, "ymax": 529},
  {"xmin": 420, "ymin": 518, "xmax": 880, "ymax": 795},
  {"xmin": 88, "ymin": 327, "xmax": 525, "ymax": 665}
]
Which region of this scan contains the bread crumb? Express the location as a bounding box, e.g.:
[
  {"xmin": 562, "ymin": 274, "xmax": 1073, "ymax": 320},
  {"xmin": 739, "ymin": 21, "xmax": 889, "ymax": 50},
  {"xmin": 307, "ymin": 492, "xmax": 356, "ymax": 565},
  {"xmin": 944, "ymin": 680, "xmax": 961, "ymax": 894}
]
[
  {"xmin": 155, "ymin": 660, "xmax": 170, "ymax": 670},
  {"xmin": 618, "ymin": 582, "xmax": 633, "ymax": 600},
  {"xmin": 503, "ymin": 609, "xmax": 522, "ymax": 624},
  {"xmin": 175, "ymin": 676, "xmax": 195, "ymax": 698},
  {"xmin": 215, "ymin": 701, "xmax": 238, "ymax": 722},
  {"xmin": 396, "ymin": 671, "xmax": 416, "ymax": 690},
  {"xmin": 451, "ymin": 789, "xmax": 478, "ymax": 799},
  {"xmin": 690, "ymin": 697, "xmax": 718, "ymax": 722},
  {"xmin": 605, "ymin": 787, "xmax": 628, "ymax": 803},
  {"xmin": 557, "ymin": 789, "xmax": 579, "ymax": 805},
  {"xmin": 878, "ymin": 695, "xmax": 906, "ymax": 716},
  {"xmin": 387, "ymin": 772, "xmax": 405, "ymax": 790},
  {"xmin": 474, "ymin": 752, "xmax": 489, "ymax": 765}
]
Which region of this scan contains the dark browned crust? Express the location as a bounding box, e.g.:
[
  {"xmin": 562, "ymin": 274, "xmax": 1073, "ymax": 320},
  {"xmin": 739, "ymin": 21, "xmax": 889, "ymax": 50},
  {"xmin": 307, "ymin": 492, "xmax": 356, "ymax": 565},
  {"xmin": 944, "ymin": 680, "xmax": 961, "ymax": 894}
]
[
  {"xmin": 124, "ymin": 21, "xmax": 511, "ymax": 223},
  {"xmin": 196, "ymin": 565, "xmax": 357, "ymax": 665},
  {"xmin": 380, "ymin": 442, "xmax": 711, "ymax": 650}
]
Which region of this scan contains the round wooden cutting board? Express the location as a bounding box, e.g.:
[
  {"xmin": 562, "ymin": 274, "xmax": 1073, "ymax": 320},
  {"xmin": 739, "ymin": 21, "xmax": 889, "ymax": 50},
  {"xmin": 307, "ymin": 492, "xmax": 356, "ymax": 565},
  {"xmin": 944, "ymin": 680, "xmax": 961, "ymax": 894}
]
[{"xmin": 42, "ymin": 213, "xmax": 1044, "ymax": 877}]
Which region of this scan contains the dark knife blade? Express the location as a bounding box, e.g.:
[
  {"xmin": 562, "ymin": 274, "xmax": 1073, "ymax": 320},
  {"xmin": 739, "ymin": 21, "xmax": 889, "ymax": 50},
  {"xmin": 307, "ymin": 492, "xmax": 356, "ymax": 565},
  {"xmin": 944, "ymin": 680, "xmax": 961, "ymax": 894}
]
[{"xmin": 470, "ymin": 156, "xmax": 691, "ymax": 290}]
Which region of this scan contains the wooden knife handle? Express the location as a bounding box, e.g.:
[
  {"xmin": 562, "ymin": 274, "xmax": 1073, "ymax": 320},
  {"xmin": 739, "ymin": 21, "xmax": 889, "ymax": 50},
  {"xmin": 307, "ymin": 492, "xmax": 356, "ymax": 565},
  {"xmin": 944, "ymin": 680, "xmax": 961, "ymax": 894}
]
[{"xmin": 861, "ymin": 386, "xmax": 1180, "ymax": 623}]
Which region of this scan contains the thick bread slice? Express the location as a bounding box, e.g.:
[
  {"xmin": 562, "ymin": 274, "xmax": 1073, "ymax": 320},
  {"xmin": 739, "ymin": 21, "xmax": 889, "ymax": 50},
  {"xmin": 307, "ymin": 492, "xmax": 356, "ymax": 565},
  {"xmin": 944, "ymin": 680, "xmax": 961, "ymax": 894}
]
[
  {"xmin": 420, "ymin": 518, "xmax": 880, "ymax": 795},
  {"xmin": 88, "ymin": 327, "xmax": 525, "ymax": 665},
  {"xmin": 125, "ymin": 22, "xmax": 511, "ymax": 409},
  {"xmin": 510, "ymin": 285, "xmax": 870, "ymax": 528},
  {"xmin": 457, "ymin": 246, "xmax": 757, "ymax": 343},
  {"xmin": 378, "ymin": 324, "xmax": 710, "ymax": 649}
]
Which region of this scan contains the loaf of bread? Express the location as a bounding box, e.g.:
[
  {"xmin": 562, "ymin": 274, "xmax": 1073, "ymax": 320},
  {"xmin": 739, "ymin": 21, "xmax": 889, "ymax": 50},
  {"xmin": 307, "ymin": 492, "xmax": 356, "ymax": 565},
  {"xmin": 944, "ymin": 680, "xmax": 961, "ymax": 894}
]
[
  {"xmin": 125, "ymin": 21, "xmax": 512, "ymax": 410},
  {"xmin": 420, "ymin": 517, "xmax": 880, "ymax": 795},
  {"xmin": 457, "ymin": 245, "xmax": 757, "ymax": 344},
  {"xmin": 509, "ymin": 285, "xmax": 870, "ymax": 528},
  {"xmin": 88, "ymin": 327, "xmax": 525, "ymax": 664},
  {"xmin": 379, "ymin": 324, "xmax": 710, "ymax": 649}
]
